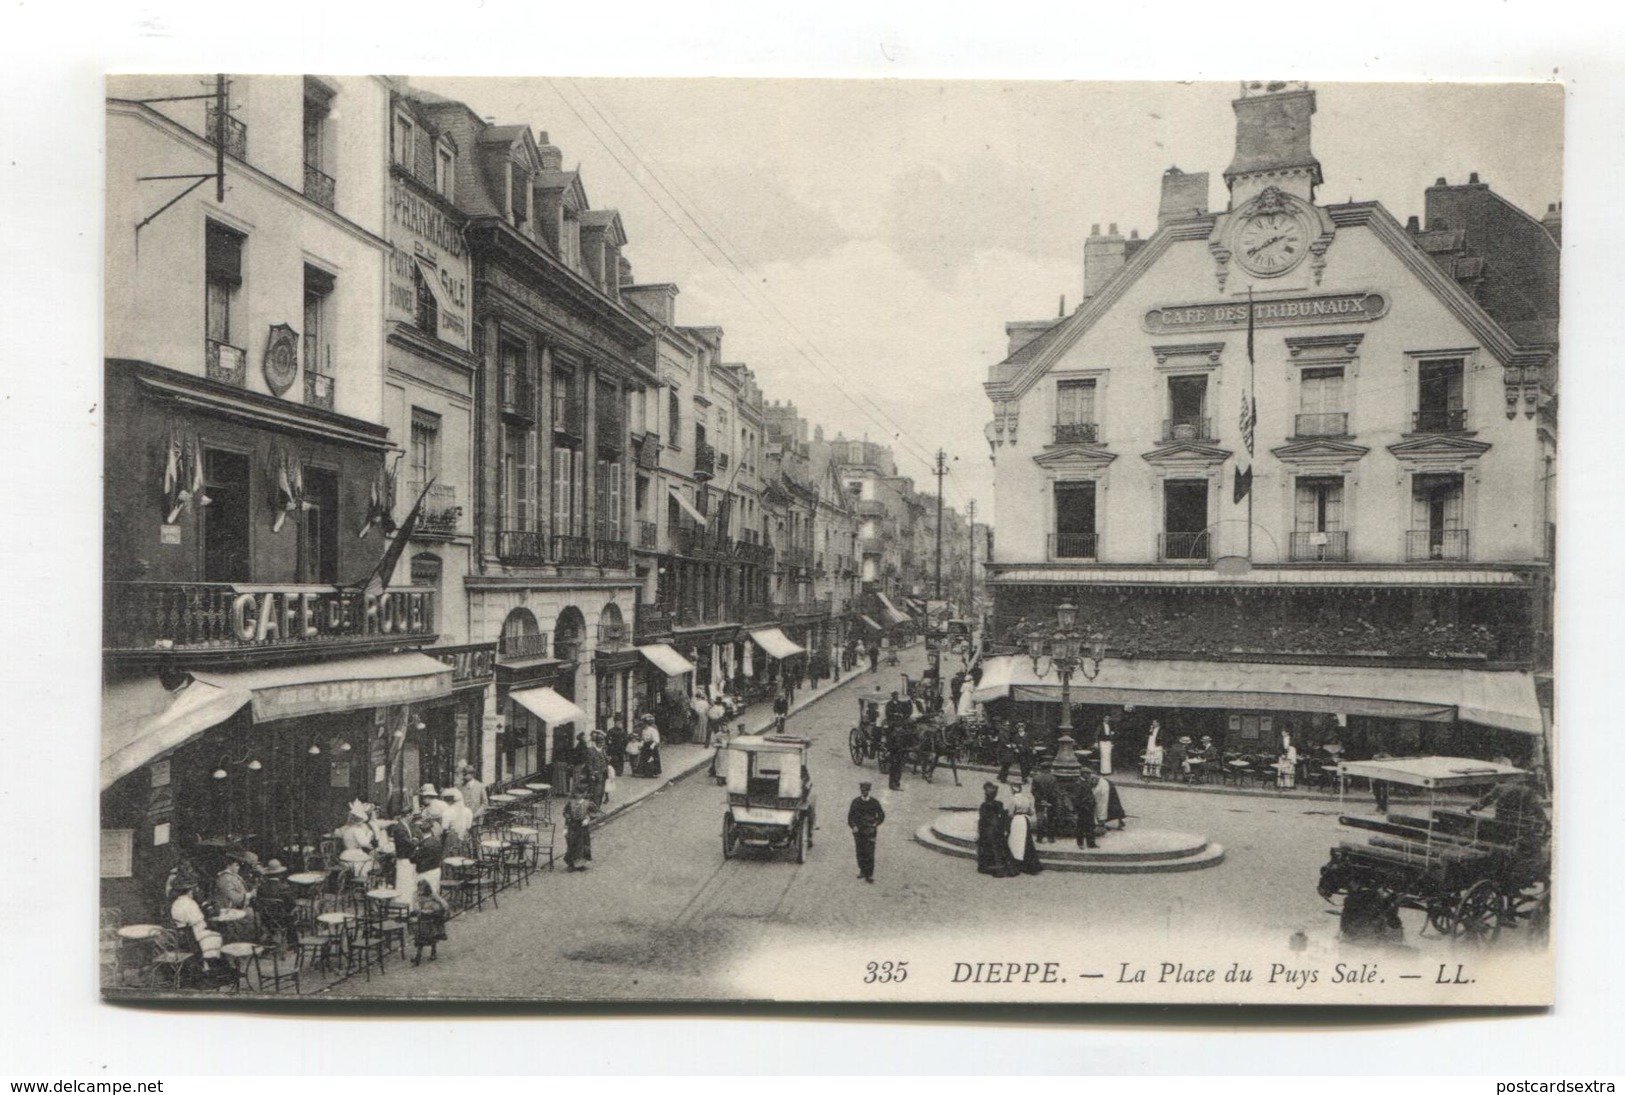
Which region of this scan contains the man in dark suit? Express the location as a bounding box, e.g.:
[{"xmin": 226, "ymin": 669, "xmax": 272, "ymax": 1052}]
[{"xmin": 847, "ymin": 782, "xmax": 886, "ymax": 882}]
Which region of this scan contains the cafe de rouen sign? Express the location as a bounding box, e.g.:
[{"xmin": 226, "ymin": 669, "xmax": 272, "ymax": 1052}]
[{"xmin": 1143, "ymin": 291, "xmax": 1389, "ymax": 335}]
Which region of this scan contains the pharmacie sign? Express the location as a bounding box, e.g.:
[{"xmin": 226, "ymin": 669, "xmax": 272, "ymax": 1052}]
[
  {"xmin": 227, "ymin": 586, "xmax": 435, "ymax": 645},
  {"xmin": 1143, "ymin": 291, "xmax": 1389, "ymax": 334}
]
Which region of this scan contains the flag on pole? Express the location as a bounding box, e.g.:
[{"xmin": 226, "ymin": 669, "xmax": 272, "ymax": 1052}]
[
  {"xmin": 1235, "ymin": 288, "xmax": 1257, "ymax": 504},
  {"xmin": 358, "ymin": 478, "xmax": 433, "ymax": 598}
]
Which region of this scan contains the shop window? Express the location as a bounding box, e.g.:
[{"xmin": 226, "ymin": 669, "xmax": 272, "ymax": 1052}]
[{"xmin": 202, "ymin": 448, "xmax": 251, "ymax": 583}]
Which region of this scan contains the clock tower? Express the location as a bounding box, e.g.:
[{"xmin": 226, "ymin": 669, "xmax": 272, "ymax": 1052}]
[{"xmin": 1225, "ymin": 80, "xmax": 1322, "ymax": 208}]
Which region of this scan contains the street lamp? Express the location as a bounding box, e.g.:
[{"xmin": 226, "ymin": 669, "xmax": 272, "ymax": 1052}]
[{"xmin": 1024, "ymin": 603, "xmax": 1108, "ymax": 786}]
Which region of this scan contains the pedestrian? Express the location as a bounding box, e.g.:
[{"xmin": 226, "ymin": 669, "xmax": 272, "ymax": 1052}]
[
  {"xmin": 585, "ymin": 731, "xmax": 610, "ymax": 805},
  {"xmin": 458, "ymin": 764, "xmax": 488, "ymax": 825},
  {"xmin": 409, "ymin": 878, "xmax": 449, "ymax": 966},
  {"xmin": 1072, "ymin": 774, "xmax": 1101, "ymax": 848},
  {"xmin": 867, "ymin": 643, "xmax": 880, "ymax": 673},
  {"xmin": 416, "ymin": 782, "xmax": 448, "ymax": 838},
  {"xmin": 1098, "ymin": 716, "xmax": 1115, "ymax": 776},
  {"xmin": 1087, "ymin": 766, "xmax": 1127, "ymax": 834},
  {"xmin": 976, "ymin": 782, "xmax": 1018, "ymax": 876},
  {"xmin": 563, "ymin": 786, "xmax": 598, "ymax": 870},
  {"xmin": 606, "ymin": 723, "xmax": 630, "ymax": 778},
  {"xmin": 386, "ymin": 818, "xmax": 418, "ymax": 901},
  {"xmin": 1030, "ymin": 760, "xmax": 1059, "ymax": 843},
  {"xmin": 441, "ymin": 788, "xmax": 472, "ymax": 850},
  {"xmin": 410, "ymin": 813, "xmax": 445, "ymax": 896},
  {"xmin": 1006, "ymin": 779, "xmax": 1043, "ymax": 873},
  {"xmin": 772, "ymin": 689, "xmax": 790, "ymax": 733},
  {"xmin": 847, "ymin": 781, "xmax": 885, "ymax": 882},
  {"xmin": 886, "ymin": 718, "xmax": 912, "ymax": 791}
]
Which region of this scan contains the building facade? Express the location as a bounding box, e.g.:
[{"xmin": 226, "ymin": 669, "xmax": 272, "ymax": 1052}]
[{"xmin": 980, "ymin": 82, "xmax": 1555, "ymax": 765}]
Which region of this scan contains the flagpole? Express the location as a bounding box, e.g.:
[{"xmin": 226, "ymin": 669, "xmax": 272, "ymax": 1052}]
[{"xmin": 1247, "ymin": 288, "xmax": 1255, "ymax": 561}]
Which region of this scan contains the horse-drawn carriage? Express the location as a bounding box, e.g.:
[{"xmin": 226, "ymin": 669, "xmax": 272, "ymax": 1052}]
[{"xmin": 1316, "ymin": 757, "xmax": 1550, "ymax": 944}]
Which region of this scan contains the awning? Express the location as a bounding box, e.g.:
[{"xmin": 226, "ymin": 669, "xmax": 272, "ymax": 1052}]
[
  {"xmin": 667, "ymin": 487, "xmax": 708, "ymax": 526},
  {"xmin": 638, "ymin": 643, "xmax": 696, "ymax": 677},
  {"xmin": 1337, "ymin": 756, "xmax": 1528, "ymax": 790},
  {"xmin": 102, "ymin": 677, "xmax": 252, "ymax": 792},
  {"xmin": 100, "ymin": 652, "xmax": 456, "ymax": 792},
  {"xmin": 860, "ymin": 615, "xmax": 883, "ymax": 632},
  {"xmin": 988, "ymin": 566, "xmax": 1530, "ymax": 588},
  {"xmin": 193, "ymin": 653, "xmax": 453, "ymax": 724},
  {"xmin": 750, "ymin": 627, "xmax": 804, "ymax": 660},
  {"xmin": 875, "ymin": 593, "xmax": 909, "ymax": 626},
  {"xmin": 969, "ymin": 655, "xmax": 1543, "ymax": 735},
  {"xmin": 412, "ymin": 255, "xmax": 450, "ymax": 309},
  {"xmin": 509, "ymin": 686, "xmax": 588, "ymax": 725}
]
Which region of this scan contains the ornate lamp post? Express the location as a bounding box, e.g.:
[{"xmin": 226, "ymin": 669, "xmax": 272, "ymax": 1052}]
[{"xmin": 1027, "ymin": 602, "xmax": 1106, "ymax": 783}]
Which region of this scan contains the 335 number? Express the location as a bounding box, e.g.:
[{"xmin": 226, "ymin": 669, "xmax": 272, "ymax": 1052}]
[{"xmin": 864, "ymin": 960, "xmax": 908, "ymax": 984}]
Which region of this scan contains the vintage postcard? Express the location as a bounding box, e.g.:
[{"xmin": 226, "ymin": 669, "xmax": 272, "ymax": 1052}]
[{"xmin": 99, "ymin": 76, "xmax": 1558, "ymax": 1006}]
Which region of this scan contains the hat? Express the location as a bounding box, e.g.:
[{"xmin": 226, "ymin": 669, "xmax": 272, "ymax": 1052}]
[
  {"xmin": 457, "ymin": 762, "xmax": 474, "ymax": 775},
  {"xmin": 229, "ymin": 849, "xmax": 259, "ymax": 867},
  {"xmin": 348, "ymin": 799, "xmax": 372, "ymax": 820},
  {"xmin": 982, "ymin": 781, "xmax": 1000, "ymax": 793},
  {"xmin": 1201, "ymin": 735, "xmax": 1213, "ymax": 742},
  {"xmin": 262, "ymin": 859, "xmax": 287, "ymax": 875},
  {"xmin": 859, "ymin": 781, "xmax": 873, "ymax": 791},
  {"xmin": 1178, "ymin": 736, "xmax": 1192, "ymax": 744},
  {"xmin": 591, "ymin": 729, "xmax": 606, "ymax": 740},
  {"xmin": 443, "ymin": 788, "xmax": 461, "ymax": 802},
  {"xmin": 418, "ymin": 782, "xmax": 439, "ymax": 797}
]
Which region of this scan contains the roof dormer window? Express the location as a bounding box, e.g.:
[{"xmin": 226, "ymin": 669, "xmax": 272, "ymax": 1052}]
[
  {"xmin": 435, "ymin": 140, "xmax": 455, "ymax": 201},
  {"xmin": 393, "ymin": 112, "xmax": 415, "ymax": 168}
]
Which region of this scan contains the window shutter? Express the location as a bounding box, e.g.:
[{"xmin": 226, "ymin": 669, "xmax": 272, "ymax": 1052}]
[
  {"xmin": 572, "ymin": 450, "xmax": 585, "ymax": 538},
  {"xmin": 1295, "ymin": 481, "xmax": 1318, "ymax": 531},
  {"xmin": 608, "ymin": 463, "xmax": 623, "ymax": 541},
  {"xmin": 594, "ymin": 460, "xmax": 610, "ymax": 540},
  {"xmin": 552, "ymin": 446, "xmax": 571, "ymax": 534},
  {"xmin": 1324, "ymin": 480, "xmax": 1344, "ymax": 531}
]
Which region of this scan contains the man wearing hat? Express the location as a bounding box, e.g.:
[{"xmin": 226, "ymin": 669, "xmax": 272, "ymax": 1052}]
[
  {"xmin": 1167, "ymin": 735, "xmax": 1191, "ymax": 783},
  {"xmin": 563, "ymin": 784, "xmax": 599, "ymax": 870},
  {"xmin": 847, "ymin": 782, "xmax": 885, "ymax": 883},
  {"xmin": 637, "ymin": 714, "xmax": 662, "ymax": 777},
  {"xmin": 584, "ymin": 730, "xmax": 610, "ymax": 805},
  {"xmin": 606, "ymin": 723, "xmax": 630, "ymax": 779},
  {"xmin": 212, "ymin": 851, "xmax": 261, "ymax": 942},
  {"xmin": 457, "ymin": 763, "xmax": 488, "ymax": 825},
  {"xmin": 417, "ymin": 782, "xmax": 448, "ymax": 837},
  {"xmin": 442, "ymin": 787, "xmax": 473, "ymax": 843},
  {"xmin": 256, "ymin": 859, "xmax": 298, "ymax": 944}
]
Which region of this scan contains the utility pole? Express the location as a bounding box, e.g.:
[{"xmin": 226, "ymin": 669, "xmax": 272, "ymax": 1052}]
[
  {"xmin": 933, "ymin": 448, "xmax": 948, "ymax": 599},
  {"xmin": 965, "ymin": 499, "xmax": 976, "ymax": 614}
]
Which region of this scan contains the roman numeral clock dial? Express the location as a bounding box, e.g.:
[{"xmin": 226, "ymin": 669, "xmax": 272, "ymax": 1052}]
[{"xmin": 1235, "ymin": 211, "xmax": 1308, "ymax": 276}]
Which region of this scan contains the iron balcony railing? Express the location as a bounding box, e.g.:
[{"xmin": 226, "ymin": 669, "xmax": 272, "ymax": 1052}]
[
  {"xmin": 303, "ymin": 370, "xmax": 334, "ymax": 410},
  {"xmin": 596, "ymin": 621, "xmax": 630, "ymax": 650},
  {"xmin": 1289, "ymin": 530, "xmax": 1350, "ymax": 562},
  {"xmin": 206, "ymin": 339, "xmax": 247, "ymax": 387},
  {"xmin": 1294, "ymin": 412, "xmax": 1349, "ymax": 438},
  {"xmin": 1053, "ymin": 421, "xmax": 1100, "ymax": 444},
  {"xmin": 637, "ymin": 520, "xmax": 658, "ymax": 550},
  {"xmin": 858, "ymin": 536, "xmax": 884, "ymax": 556},
  {"xmin": 1413, "ymin": 407, "xmax": 1468, "ymax": 433},
  {"xmin": 500, "ymin": 368, "xmax": 535, "ymax": 419},
  {"xmin": 1161, "ymin": 416, "xmax": 1212, "ymax": 443},
  {"xmin": 498, "ymin": 631, "xmax": 549, "ymax": 661},
  {"xmin": 1407, "ymin": 528, "xmax": 1470, "ymax": 562},
  {"xmin": 103, "ymin": 581, "xmax": 436, "ymax": 653},
  {"xmin": 303, "ymin": 163, "xmax": 335, "ymax": 210},
  {"xmin": 693, "ymin": 442, "xmax": 716, "ymax": 480},
  {"xmin": 407, "ymin": 482, "xmax": 460, "ymax": 534},
  {"xmin": 1158, "ymin": 531, "xmax": 1211, "ymax": 561},
  {"xmin": 594, "ymin": 539, "xmax": 630, "ymax": 568},
  {"xmin": 854, "ymin": 498, "xmax": 886, "ymax": 518},
  {"xmin": 552, "ymin": 534, "xmax": 593, "ymax": 567},
  {"xmin": 205, "ymin": 104, "xmax": 247, "ymax": 159},
  {"xmin": 635, "ymin": 432, "xmax": 662, "ymax": 471},
  {"xmin": 634, "ymin": 602, "xmax": 678, "ymax": 639},
  {"xmin": 1048, "ymin": 532, "xmax": 1099, "ymax": 560},
  {"xmin": 498, "ymin": 529, "xmax": 549, "ymax": 567}
]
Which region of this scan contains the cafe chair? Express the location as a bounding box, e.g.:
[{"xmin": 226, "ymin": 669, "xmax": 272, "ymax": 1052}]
[
  {"xmin": 146, "ymin": 928, "xmax": 197, "ymax": 990},
  {"xmin": 253, "ymin": 942, "xmax": 303, "ymax": 995}
]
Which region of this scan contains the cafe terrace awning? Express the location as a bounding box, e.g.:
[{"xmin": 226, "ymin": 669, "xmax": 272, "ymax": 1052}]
[
  {"xmin": 988, "ymin": 566, "xmax": 1529, "ymax": 588},
  {"xmin": 667, "ymin": 487, "xmax": 708, "ymax": 526},
  {"xmin": 874, "ymin": 593, "xmax": 910, "ymax": 626},
  {"xmin": 638, "ymin": 642, "xmax": 696, "ymax": 677},
  {"xmin": 100, "ymin": 652, "xmax": 455, "ymax": 792},
  {"xmin": 969, "ymin": 655, "xmax": 1543, "ymax": 736},
  {"xmin": 509, "ymin": 686, "xmax": 589, "ymax": 726},
  {"xmin": 750, "ymin": 627, "xmax": 805, "ymax": 660}
]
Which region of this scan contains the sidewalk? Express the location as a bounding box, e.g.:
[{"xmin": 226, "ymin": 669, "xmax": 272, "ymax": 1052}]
[{"xmin": 953, "ymin": 755, "xmax": 1366, "ymax": 805}]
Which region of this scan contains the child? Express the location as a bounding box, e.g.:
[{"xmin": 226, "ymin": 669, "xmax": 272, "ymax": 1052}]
[{"xmin": 409, "ymin": 878, "xmax": 448, "ymax": 966}]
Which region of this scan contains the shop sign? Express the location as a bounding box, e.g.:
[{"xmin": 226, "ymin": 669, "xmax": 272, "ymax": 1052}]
[
  {"xmin": 1143, "ymin": 291, "xmax": 1388, "ymax": 334},
  {"xmin": 226, "ymin": 588, "xmax": 435, "ymax": 645},
  {"xmin": 432, "ymin": 642, "xmax": 497, "ymax": 686},
  {"xmin": 250, "ymin": 668, "xmax": 453, "ymax": 722}
]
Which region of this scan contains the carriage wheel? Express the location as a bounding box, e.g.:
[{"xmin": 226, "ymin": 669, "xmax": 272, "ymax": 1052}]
[
  {"xmin": 1426, "ymin": 899, "xmax": 1458, "ymax": 937},
  {"xmin": 1507, "ymin": 878, "xmax": 1551, "ymax": 940},
  {"xmin": 795, "ymin": 819, "xmax": 808, "ymax": 864},
  {"xmin": 722, "ymin": 815, "xmax": 738, "ymax": 860},
  {"xmin": 1451, "ymin": 880, "xmax": 1506, "ymax": 944},
  {"xmin": 848, "ymin": 728, "xmax": 864, "ymax": 766}
]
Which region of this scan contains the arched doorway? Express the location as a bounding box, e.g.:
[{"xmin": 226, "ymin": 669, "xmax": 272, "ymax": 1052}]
[
  {"xmin": 595, "ymin": 603, "xmax": 627, "ymax": 730},
  {"xmin": 499, "ymin": 608, "xmax": 545, "ymax": 780}
]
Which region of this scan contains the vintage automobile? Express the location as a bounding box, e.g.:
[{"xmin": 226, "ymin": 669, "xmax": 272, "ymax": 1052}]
[
  {"xmin": 1317, "ymin": 756, "xmax": 1551, "ymax": 944},
  {"xmin": 721, "ymin": 734, "xmax": 817, "ymax": 863}
]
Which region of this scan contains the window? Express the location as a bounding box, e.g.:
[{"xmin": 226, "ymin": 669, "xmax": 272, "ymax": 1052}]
[
  {"xmin": 303, "ymin": 265, "xmax": 335, "ymax": 376},
  {"xmin": 499, "ymin": 340, "xmax": 529, "ymax": 411},
  {"xmin": 552, "ymin": 366, "xmax": 578, "ymax": 435},
  {"xmin": 1166, "ymin": 376, "xmax": 1208, "ymax": 439},
  {"xmin": 510, "ymin": 163, "xmax": 528, "ymax": 232},
  {"xmin": 1055, "ymin": 378, "xmax": 1098, "ymax": 443},
  {"xmin": 1417, "ymin": 359, "xmax": 1466, "ymax": 431},
  {"xmin": 300, "ymin": 466, "xmax": 339, "ymax": 584},
  {"xmin": 501, "ymin": 425, "xmax": 533, "ymax": 531},
  {"xmin": 1293, "ymin": 477, "xmax": 1347, "ymax": 560},
  {"xmin": 668, "ymin": 389, "xmax": 682, "ymax": 446},
  {"xmin": 410, "ymin": 409, "xmax": 442, "ymax": 491},
  {"xmin": 393, "ymin": 113, "xmax": 415, "ymax": 168},
  {"xmin": 1161, "ymin": 480, "xmax": 1209, "ymax": 560},
  {"xmin": 1297, "ymin": 367, "xmax": 1347, "ymax": 437},
  {"xmin": 595, "ymin": 459, "xmax": 624, "ymax": 541},
  {"xmin": 303, "ymin": 94, "xmax": 328, "ymax": 172},
  {"xmin": 1052, "ymin": 481, "xmax": 1097, "ymax": 559},
  {"xmin": 552, "ymin": 445, "xmax": 575, "ymax": 536},
  {"xmin": 413, "ymin": 264, "xmax": 438, "ymax": 337},
  {"xmin": 201, "ymin": 448, "xmax": 250, "ymax": 583},
  {"xmin": 1411, "ymin": 473, "xmax": 1467, "ymax": 560},
  {"xmin": 205, "ymin": 222, "xmax": 243, "ymax": 347},
  {"xmin": 436, "ymin": 142, "xmax": 455, "ymax": 200}
]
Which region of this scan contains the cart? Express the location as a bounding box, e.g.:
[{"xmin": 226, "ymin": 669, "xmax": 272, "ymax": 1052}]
[
  {"xmin": 1316, "ymin": 757, "xmax": 1550, "ymax": 944},
  {"xmin": 721, "ymin": 734, "xmax": 817, "ymax": 863},
  {"xmin": 848, "ymin": 696, "xmax": 885, "ymax": 766}
]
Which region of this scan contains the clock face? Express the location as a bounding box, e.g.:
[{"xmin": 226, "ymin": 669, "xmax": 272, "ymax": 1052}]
[{"xmin": 1235, "ymin": 211, "xmax": 1308, "ymax": 276}]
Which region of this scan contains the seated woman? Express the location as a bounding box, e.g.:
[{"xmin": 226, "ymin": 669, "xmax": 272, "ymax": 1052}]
[
  {"xmin": 170, "ymin": 881, "xmax": 225, "ymax": 982},
  {"xmin": 212, "ymin": 852, "xmax": 261, "ymax": 943}
]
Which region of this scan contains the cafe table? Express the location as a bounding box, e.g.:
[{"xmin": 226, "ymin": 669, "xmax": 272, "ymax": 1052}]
[
  {"xmin": 116, "ymin": 923, "xmax": 163, "ymax": 942},
  {"xmin": 219, "ymin": 941, "xmax": 263, "ymax": 992}
]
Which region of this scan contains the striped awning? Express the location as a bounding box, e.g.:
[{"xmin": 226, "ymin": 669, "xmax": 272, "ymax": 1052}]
[{"xmin": 988, "ymin": 566, "xmax": 1530, "ymax": 588}]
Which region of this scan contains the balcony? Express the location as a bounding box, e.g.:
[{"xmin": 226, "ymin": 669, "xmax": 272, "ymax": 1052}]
[
  {"xmin": 205, "ymin": 339, "xmax": 247, "ymax": 387},
  {"xmin": 1048, "ymin": 532, "xmax": 1099, "ymax": 560},
  {"xmin": 637, "ymin": 520, "xmax": 658, "ymax": 550},
  {"xmin": 1413, "ymin": 407, "xmax": 1468, "ymax": 433},
  {"xmin": 500, "ymin": 369, "xmax": 535, "ymax": 420},
  {"xmin": 303, "ymin": 163, "xmax": 335, "ymax": 211},
  {"xmin": 596, "ymin": 620, "xmax": 630, "ymax": 651},
  {"xmin": 204, "ymin": 104, "xmax": 247, "ymax": 159},
  {"xmin": 552, "ymin": 395, "xmax": 584, "ymax": 440},
  {"xmin": 1407, "ymin": 528, "xmax": 1470, "ymax": 562},
  {"xmin": 499, "ymin": 529, "xmax": 549, "ymax": 567},
  {"xmin": 303, "ymin": 371, "xmax": 334, "ymax": 411},
  {"xmin": 858, "ymin": 536, "xmax": 884, "ymax": 556},
  {"xmin": 672, "ymin": 524, "xmax": 710, "ymax": 559},
  {"xmin": 596, "ymin": 409, "xmax": 624, "ymax": 454},
  {"xmin": 693, "ymin": 442, "xmax": 716, "ymax": 481},
  {"xmin": 1158, "ymin": 531, "xmax": 1211, "ymax": 561},
  {"xmin": 499, "ymin": 631, "xmax": 550, "ymax": 661},
  {"xmin": 854, "ymin": 498, "xmax": 886, "ymax": 518},
  {"xmin": 737, "ymin": 543, "xmax": 775, "ymax": 567},
  {"xmin": 104, "ymin": 581, "xmax": 435, "ymax": 654},
  {"xmin": 1053, "ymin": 421, "xmax": 1100, "ymax": 445},
  {"xmin": 1161, "ymin": 416, "xmax": 1212, "ymax": 443},
  {"xmin": 552, "ymin": 534, "xmax": 593, "ymax": 567},
  {"xmin": 1294, "ymin": 412, "xmax": 1349, "ymax": 438},
  {"xmin": 1289, "ymin": 530, "xmax": 1350, "ymax": 562},
  {"xmin": 716, "ymin": 450, "xmax": 730, "ymax": 472},
  {"xmin": 738, "ymin": 602, "xmax": 776, "ymax": 625},
  {"xmin": 407, "ymin": 482, "xmax": 461, "ymax": 535},
  {"xmin": 635, "ymin": 432, "xmax": 662, "ymax": 471},
  {"xmin": 634, "ymin": 602, "xmax": 678, "ymax": 640},
  {"xmin": 594, "ymin": 539, "xmax": 630, "ymax": 568}
]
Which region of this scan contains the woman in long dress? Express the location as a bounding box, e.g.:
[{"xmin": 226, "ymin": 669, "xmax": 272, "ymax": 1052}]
[
  {"xmin": 1006, "ymin": 780, "xmax": 1043, "ymax": 874},
  {"xmin": 1098, "ymin": 717, "xmax": 1114, "ymax": 776},
  {"xmin": 975, "ymin": 782, "xmax": 1017, "ymax": 876}
]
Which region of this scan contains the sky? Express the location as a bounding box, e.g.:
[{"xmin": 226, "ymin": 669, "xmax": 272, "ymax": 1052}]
[{"xmin": 415, "ymin": 78, "xmax": 1562, "ymax": 523}]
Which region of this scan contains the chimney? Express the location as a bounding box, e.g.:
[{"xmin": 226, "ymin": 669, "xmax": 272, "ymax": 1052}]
[
  {"xmin": 1083, "ymin": 222, "xmax": 1127, "ymax": 299},
  {"xmin": 1006, "ymin": 319, "xmax": 1060, "ymax": 356},
  {"xmin": 1541, "ymin": 201, "xmax": 1562, "ymax": 246},
  {"xmin": 536, "ymin": 131, "xmax": 564, "ymax": 171},
  {"xmin": 1158, "ymin": 166, "xmax": 1210, "ymax": 226},
  {"xmin": 1406, "ymin": 215, "xmax": 1421, "ymax": 234},
  {"xmin": 1468, "ymin": 171, "xmax": 1481, "ymax": 185},
  {"xmin": 618, "ymin": 256, "xmax": 634, "ymax": 287}
]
